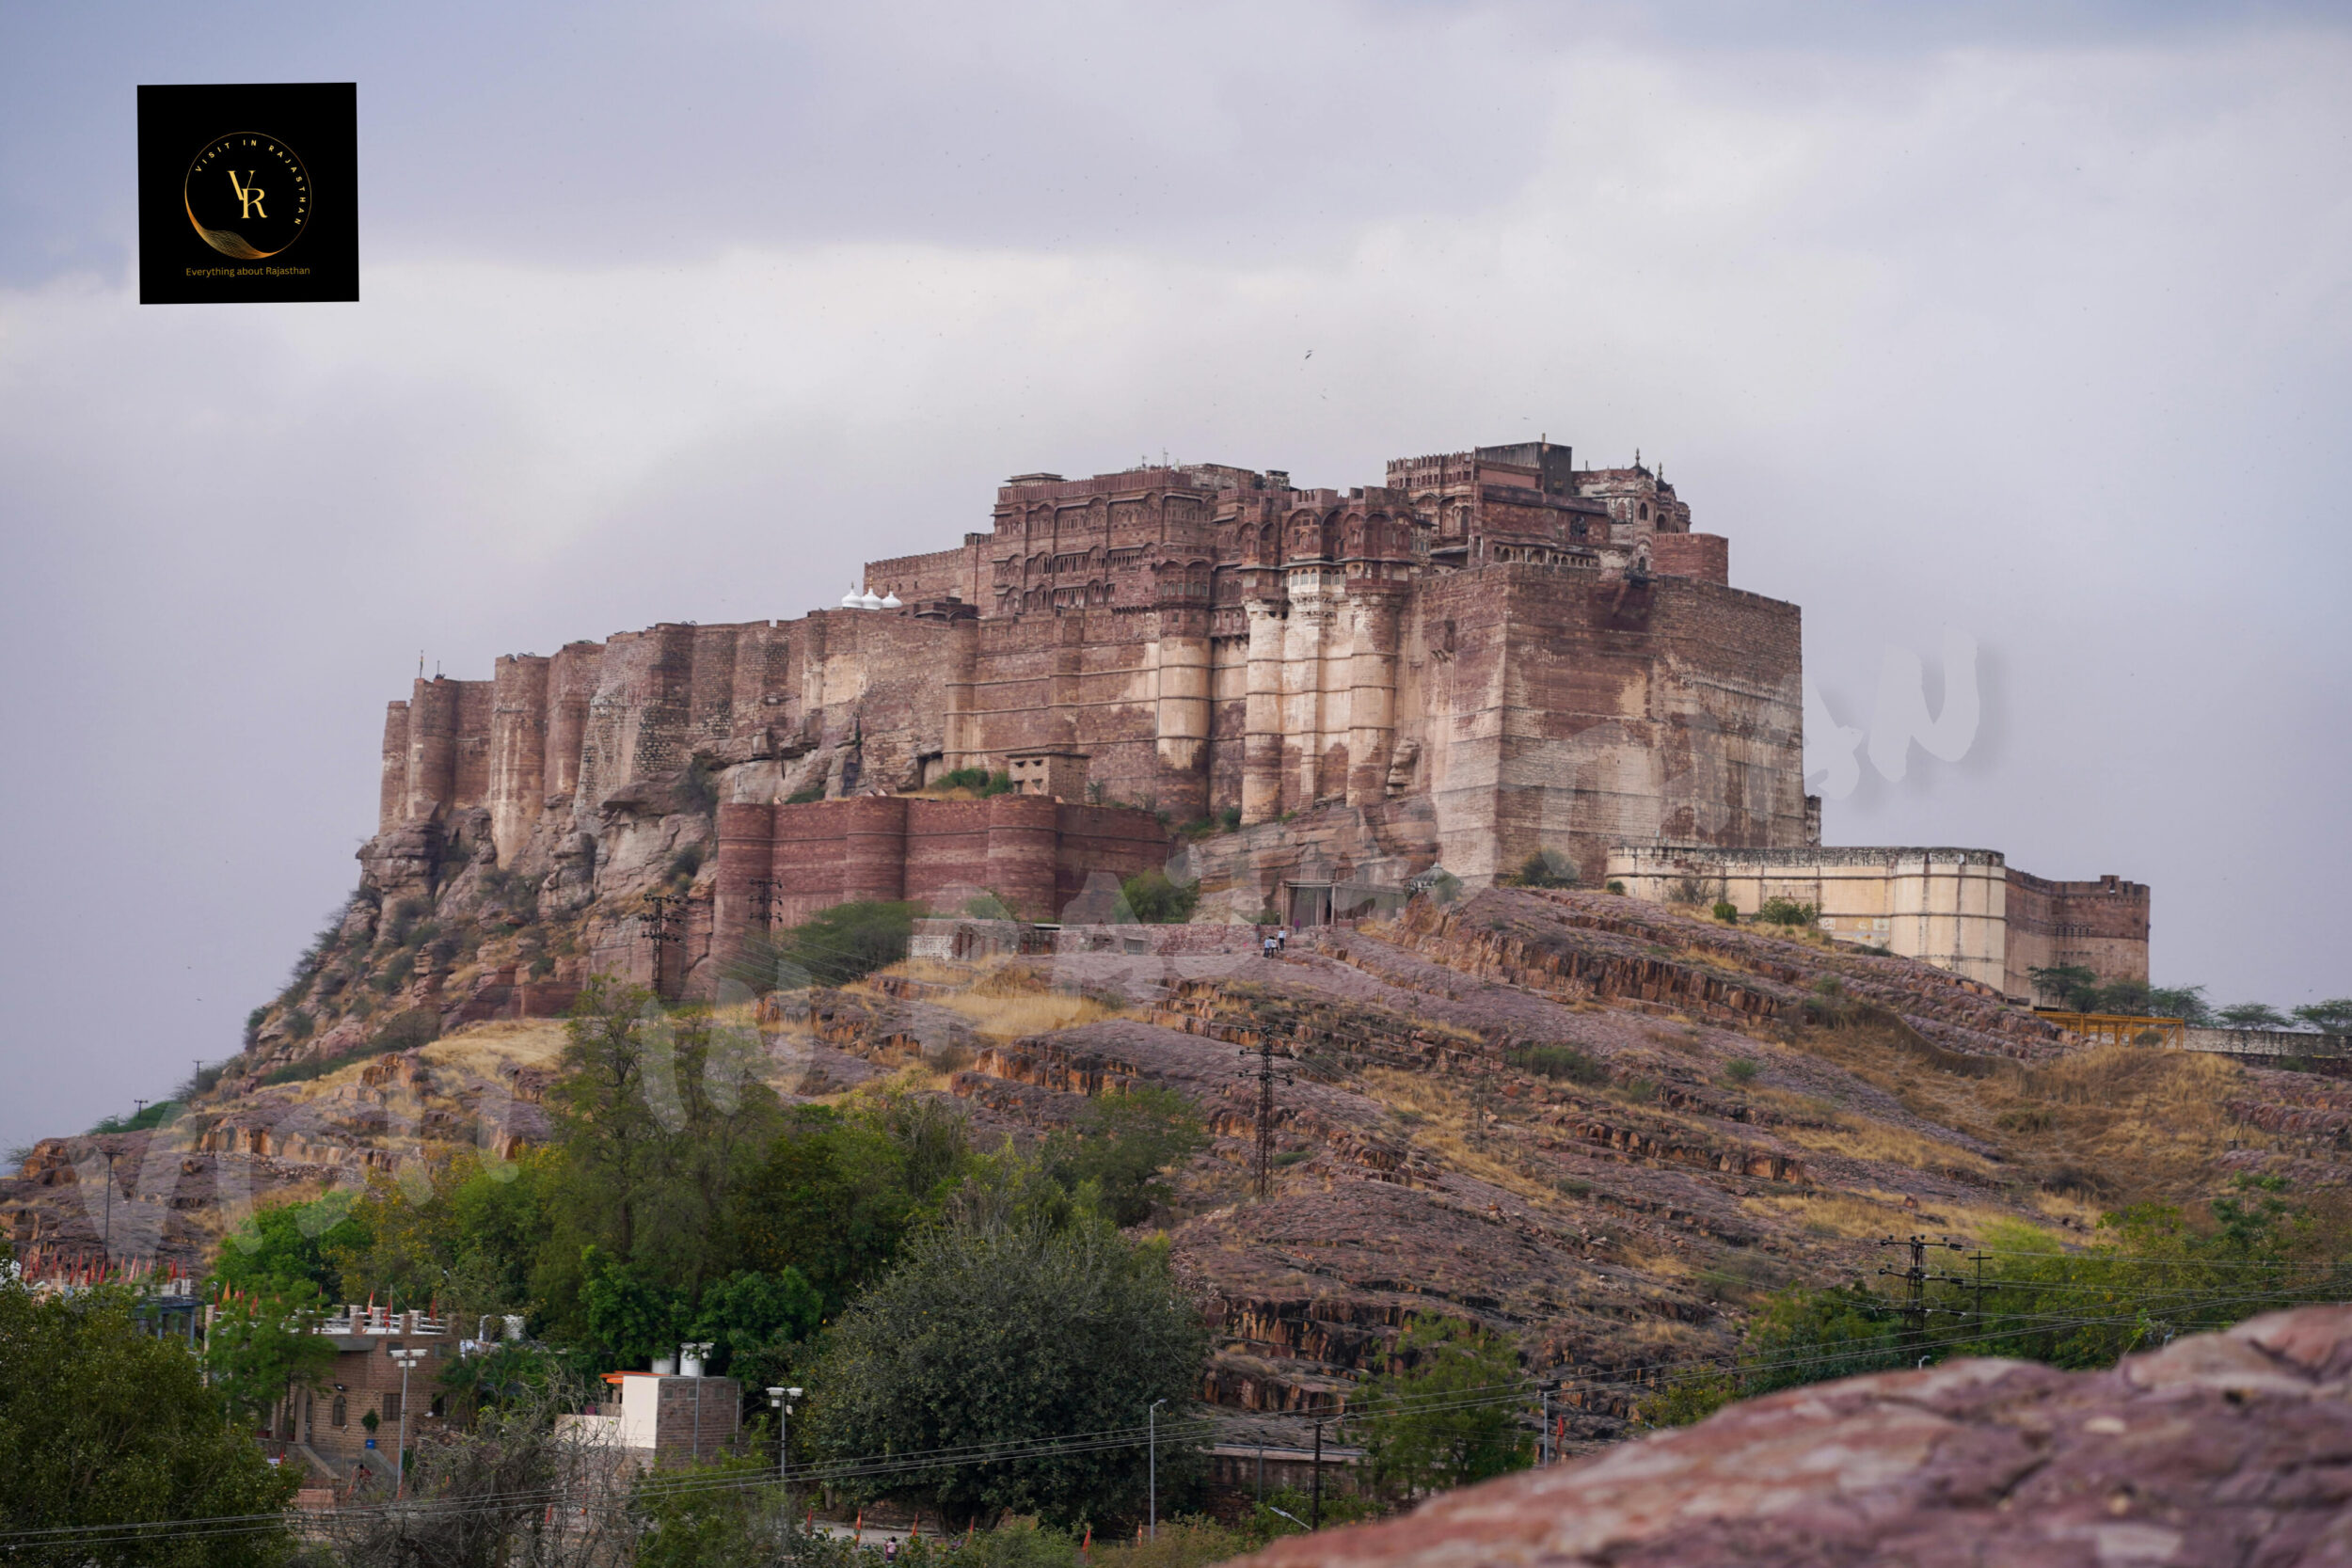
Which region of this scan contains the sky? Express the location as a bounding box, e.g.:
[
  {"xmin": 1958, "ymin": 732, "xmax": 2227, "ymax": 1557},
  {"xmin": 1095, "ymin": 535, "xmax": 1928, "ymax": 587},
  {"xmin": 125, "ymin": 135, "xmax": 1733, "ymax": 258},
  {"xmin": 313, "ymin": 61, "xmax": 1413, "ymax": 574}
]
[{"xmin": 3, "ymin": 0, "xmax": 2348, "ymax": 1155}]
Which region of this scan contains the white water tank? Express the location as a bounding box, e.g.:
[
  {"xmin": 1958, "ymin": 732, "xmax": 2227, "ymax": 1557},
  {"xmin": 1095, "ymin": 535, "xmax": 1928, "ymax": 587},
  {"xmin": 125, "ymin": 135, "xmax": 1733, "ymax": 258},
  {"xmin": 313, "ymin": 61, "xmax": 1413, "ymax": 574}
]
[
  {"xmin": 651, "ymin": 1354, "xmax": 676, "ymax": 1375},
  {"xmin": 680, "ymin": 1349, "xmax": 707, "ymax": 1378}
]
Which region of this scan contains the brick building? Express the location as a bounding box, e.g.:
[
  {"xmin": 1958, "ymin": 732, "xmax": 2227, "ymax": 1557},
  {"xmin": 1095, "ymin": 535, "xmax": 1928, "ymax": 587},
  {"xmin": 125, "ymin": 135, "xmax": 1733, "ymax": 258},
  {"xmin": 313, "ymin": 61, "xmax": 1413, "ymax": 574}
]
[{"xmin": 261, "ymin": 1305, "xmax": 455, "ymax": 1484}]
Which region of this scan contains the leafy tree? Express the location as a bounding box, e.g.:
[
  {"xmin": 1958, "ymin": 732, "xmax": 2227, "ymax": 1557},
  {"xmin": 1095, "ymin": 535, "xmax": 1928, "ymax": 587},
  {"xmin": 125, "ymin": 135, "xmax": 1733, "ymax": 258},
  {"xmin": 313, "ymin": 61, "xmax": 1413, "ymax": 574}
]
[
  {"xmin": 631, "ymin": 1457, "xmax": 791, "ymax": 1568},
  {"xmin": 328, "ymin": 1148, "xmax": 559, "ymax": 1316},
  {"xmin": 578, "ymin": 1249, "xmax": 691, "ymax": 1370},
  {"xmin": 1043, "ymin": 1085, "xmax": 1207, "ymax": 1227},
  {"xmin": 729, "ymin": 1098, "xmax": 971, "ymax": 1315},
  {"xmin": 2144, "ymin": 985, "xmax": 2213, "ymax": 1025},
  {"xmin": 1358, "ymin": 1316, "xmax": 1531, "ymax": 1499},
  {"xmin": 807, "ymin": 1196, "xmax": 1208, "ymax": 1526},
  {"xmin": 543, "ymin": 982, "xmax": 784, "ymax": 1319},
  {"xmin": 1120, "ymin": 869, "xmax": 1200, "ymax": 925},
  {"xmin": 2027, "ymin": 963, "xmax": 2101, "ymax": 1010},
  {"xmin": 1739, "ymin": 1280, "xmax": 1905, "ymax": 1393},
  {"xmin": 202, "ymin": 1286, "xmax": 340, "ymax": 1433},
  {"xmin": 215, "ymin": 1190, "xmax": 369, "ymax": 1300},
  {"xmin": 2293, "ymin": 998, "xmax": 2352, "ymax": 1035},
  {"xmin": 724, "ymin": 901, "xmax": 920, "ymax": 992},
  {"xmin": 0, "ymin": 1282, "xmax": 300, "ymax": 1567},
  {"xmin": 1756, "ymin": 897, "xmax": 1817, "ymax": 927},
  {"xmin": 2217, "ymin": 1001, "xmax": 2291, "ymax": 1029}
]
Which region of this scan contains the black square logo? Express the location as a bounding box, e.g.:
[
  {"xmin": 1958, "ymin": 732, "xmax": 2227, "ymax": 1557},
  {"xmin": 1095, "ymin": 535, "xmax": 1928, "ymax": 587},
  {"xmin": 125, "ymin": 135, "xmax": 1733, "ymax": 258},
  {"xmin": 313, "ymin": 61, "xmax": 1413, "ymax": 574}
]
[{"xmin": 139, "ymin": 83, "xmax": 358, "ymax": 304}]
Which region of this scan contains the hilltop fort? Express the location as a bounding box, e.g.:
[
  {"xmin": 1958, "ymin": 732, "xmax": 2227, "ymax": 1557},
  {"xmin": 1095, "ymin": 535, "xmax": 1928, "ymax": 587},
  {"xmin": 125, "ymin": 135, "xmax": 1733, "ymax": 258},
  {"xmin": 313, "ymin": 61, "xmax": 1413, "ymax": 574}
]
[{"xmin": 364, "ymin": 438, "xmax": 2145, "ymax": 1003}]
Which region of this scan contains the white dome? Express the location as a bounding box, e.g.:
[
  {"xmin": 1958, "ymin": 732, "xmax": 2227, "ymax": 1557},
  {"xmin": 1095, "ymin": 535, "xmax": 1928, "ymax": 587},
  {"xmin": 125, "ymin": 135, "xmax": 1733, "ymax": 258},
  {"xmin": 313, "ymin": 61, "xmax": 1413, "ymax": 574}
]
[
  {"xmin": 880, "ymin": 588, "xmax": 904, "ymax": 609},
  {"xmin": 859, "ymin": 589, "xmax": 884, "ymax": 610},
  {"xmin": 840, "ymin": 583, "xmax": 864, "ymax": 608}
]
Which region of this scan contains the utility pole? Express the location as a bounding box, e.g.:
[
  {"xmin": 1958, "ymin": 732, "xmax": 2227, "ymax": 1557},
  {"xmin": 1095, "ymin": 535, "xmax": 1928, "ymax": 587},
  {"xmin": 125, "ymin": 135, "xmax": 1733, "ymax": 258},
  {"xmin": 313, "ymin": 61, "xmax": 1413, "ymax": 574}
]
[
  {"xmin": 641, "ymin": 894, "xmax": 687, "ymax": 1000},
  {"xmin": 389, "ymin": 1347, "xmax": 427, "ymax": 1498},
  {"xmin": 1311, "ymin": 1418, "xmax": 1325, "ymax": 1529},
  {"xmin": 1236, "ymin": 1041, "xmax": 1292, "ymax": 1198},
  {"xmin": 1148, "ymin": 1398, "xmax": 1167, "ymax": 1539},
  {"xmin": 1873, "ymin": 1234, "xmax": 1970, "ymax": 1354}
]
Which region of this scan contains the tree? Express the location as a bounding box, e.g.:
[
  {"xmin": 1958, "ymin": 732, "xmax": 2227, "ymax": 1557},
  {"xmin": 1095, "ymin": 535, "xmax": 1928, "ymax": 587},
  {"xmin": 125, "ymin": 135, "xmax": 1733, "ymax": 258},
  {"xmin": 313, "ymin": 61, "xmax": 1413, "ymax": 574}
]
[
  {"xmin": 202, "ymin": 1287, "xmax": 339, "ymax": 1433},
  {"xmin": 2293, "ymin": 999, "xmax": 2352, "ymax": 1035},
  {"xmin": 2027, "ymin": 963, "xmax": 2101, "ymax": 1010},
  {"xmin": 729, "ymin": 1106, "xmax": 928, "ymax": 1316},
  {"xmin": 0, "ymin": 1281, "xmax": 300, "ymax": 1567},
  {"xmin": 543, "ymin": 982, "xmax": 784, "ymax": 1317},
  {"xmin": 807, "ymin": 1198, "xmax": 1208, "ymax": 1526},
  {"xmin": 2143, "ymin": 985, "xmax": 2213, "ymax": 1025},
  {"xmin": 2218, "ymin": 1001, "xmax": 2290, "ymax": 1030},
  {"xmin": 1043, "ymin": 1085, "xmax": 1207, "ymax": 1227},
  {"xmin": 1358, "ymin": 1316, "xmax": 1531, "ymax": 1499},
  {"xmin": 215, "ymin": 1190, "xmax": 369, "ymax": 1301},
  {"xmin": 328, "ymin": 1148, "xmax": 559, "ymax": 1317}
]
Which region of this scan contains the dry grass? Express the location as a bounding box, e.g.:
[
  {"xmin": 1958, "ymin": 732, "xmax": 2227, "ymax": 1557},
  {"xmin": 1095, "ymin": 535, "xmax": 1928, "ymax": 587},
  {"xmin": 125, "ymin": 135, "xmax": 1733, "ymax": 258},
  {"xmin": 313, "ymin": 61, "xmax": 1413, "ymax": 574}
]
[
  {"xmin": 934, "ymin": 990, "xmax": 1121, "ymax": 1041},
  {"xmin": 1773, "ymin": 1011, "xmax": 2285, "ymax": 1210},
  {"xmin": 1358, "ymin": 1069, "xmax": 1576, "ymax": 1207},
  {"xmin": 423, "ymin": 1019, "xmax": 570, "ymax": 1076},
  {"xmin": 1771, "ymin": 1114, "xmax": 2000, "ymax": 1181}
]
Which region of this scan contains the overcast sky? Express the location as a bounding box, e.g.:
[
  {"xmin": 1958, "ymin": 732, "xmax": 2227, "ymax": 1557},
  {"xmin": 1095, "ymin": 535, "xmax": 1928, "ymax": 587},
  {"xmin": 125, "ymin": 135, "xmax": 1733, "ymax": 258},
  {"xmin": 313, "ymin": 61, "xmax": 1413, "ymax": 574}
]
[{"xmin": 3, "ymin": 1, "xmax": 2348, "ymax": 1154}]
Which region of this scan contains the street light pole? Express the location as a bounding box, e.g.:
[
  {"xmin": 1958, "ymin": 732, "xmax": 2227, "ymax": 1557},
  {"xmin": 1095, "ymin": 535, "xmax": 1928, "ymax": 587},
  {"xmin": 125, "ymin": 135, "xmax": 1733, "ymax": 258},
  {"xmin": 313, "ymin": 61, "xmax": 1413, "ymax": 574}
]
[
  {"xmin": 1148, "ymin": 1398, "xmax": 1168, "ymax": 1540},
  {"xmin": 767, "ymin": 1386, "xmax": 803, "ymax": 1512},
  {"xmin": 388, "ymin": 1348, "xmax": 427, "ymax": 1499}
]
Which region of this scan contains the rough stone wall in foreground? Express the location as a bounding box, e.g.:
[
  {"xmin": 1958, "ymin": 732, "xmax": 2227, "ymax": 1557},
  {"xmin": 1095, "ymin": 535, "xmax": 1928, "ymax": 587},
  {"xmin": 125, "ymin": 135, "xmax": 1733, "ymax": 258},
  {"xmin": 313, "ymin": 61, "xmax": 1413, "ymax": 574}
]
[{"xmin": 1234, "ymin": 1304, "xmax": 2352, "ymax": 1568}]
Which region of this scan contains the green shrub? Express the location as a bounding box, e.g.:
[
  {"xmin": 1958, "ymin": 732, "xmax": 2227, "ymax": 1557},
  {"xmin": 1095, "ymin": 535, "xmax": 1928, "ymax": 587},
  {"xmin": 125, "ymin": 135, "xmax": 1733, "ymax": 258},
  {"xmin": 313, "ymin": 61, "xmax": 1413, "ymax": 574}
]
[
  {"xmin": 934, "ymin": 767, "xmax": 1016, "ymax": 798},
  {"xmin": 1120, "ymin": 869, "xmax": 1199, "ymax": 925},
  {"xmin": 676, "ymin": 756, "xmax": 720, "ymax": 816},
  {"xmin": 259, "ymin": 1046, "xmax": 382, "ymax": 1087},
  {"xmin": 1506, "ymin": 1043, "xmax": 1609, "ymax": 1086},
  {"xmin": 1504, "ymin": 849, "xmax": 1579, "ymax": 889},
  {"xmin": 1722, "ymin": 1056, "xmax": 1760, "ymax": 1085},
  {"xmin": 1711, "ymin": 899, "xmax": 1739, "ymax": 923},
  {"xmin": 374, "ymin": 1007, "xmax": 441, "ymax": 1053},
  {"xmin": 1756, "ymin": 896, "xmax": 1817, "ymax": 927},
  {"xmin": 784, "ymin": 785, "xmax": 827, "ymax": 805},
  {"xmin": 1606, "ymin": 879, "xmax": 1627, "ymax": 895}
]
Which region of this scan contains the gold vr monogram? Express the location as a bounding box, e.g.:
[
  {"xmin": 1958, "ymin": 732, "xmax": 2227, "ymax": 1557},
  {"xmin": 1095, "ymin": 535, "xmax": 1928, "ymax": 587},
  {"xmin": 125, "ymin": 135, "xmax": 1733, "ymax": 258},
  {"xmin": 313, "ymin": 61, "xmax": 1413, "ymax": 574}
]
[{"xmin": 227, "ymin": 168, "xmax": 266, "ymax": 219}]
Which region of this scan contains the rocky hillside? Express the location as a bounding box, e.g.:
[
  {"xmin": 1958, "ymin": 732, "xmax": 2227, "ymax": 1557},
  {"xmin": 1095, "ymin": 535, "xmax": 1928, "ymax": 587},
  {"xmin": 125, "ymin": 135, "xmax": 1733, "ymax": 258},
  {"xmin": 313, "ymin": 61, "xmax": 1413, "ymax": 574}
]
[{"xmin": 11, "ymin": 882, "xmax": 2348, "ymax": 1451}]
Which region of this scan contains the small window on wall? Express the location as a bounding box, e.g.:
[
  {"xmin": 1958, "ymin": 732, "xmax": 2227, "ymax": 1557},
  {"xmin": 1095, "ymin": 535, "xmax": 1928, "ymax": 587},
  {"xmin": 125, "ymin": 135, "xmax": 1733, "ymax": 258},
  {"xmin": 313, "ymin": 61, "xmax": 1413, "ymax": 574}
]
[
  {"xmin": 332, "ymin": 1396, "xmax": 347, "ymax": 1428},
  {"xmin": 381, "ymin": 1393, "xmax": 402, "ymax": 1425},
  {"xmin": 431, "ymin": 1394, "xmax": 446, "ymax": 1419}
]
